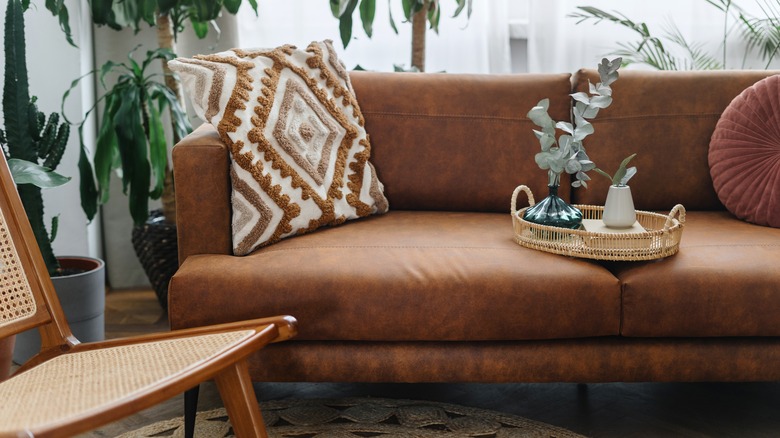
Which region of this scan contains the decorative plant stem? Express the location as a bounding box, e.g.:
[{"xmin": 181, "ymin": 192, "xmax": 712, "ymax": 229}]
[{"xmin": 528, "ymin": 57, "xmax": 622, "ymax": 188}]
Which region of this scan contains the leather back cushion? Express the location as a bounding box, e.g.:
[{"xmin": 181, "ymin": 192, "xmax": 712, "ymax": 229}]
[
  {"xmin": 350, "ymin": 71, "xmax": 573, "ymax": 212},
  {"xmin": 571, "ymin": 69, "xmax": 777, "ymax": 211},
  {"xmin": 709, "ymin": 74, "xmax": 780, "ymax": 227}
]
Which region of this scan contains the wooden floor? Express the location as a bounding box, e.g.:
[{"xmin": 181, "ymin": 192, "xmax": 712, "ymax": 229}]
[{"xmin": 84, "ymin": 288, "xmax": 780, "ymax": 437}]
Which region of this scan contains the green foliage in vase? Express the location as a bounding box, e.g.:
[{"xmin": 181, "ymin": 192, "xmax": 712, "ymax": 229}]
[
  {"xmin": 527, "ymin": 58, "xmax": 621, "ymax": 189},
  {"xmin": 594, "ymin": 153, "xmax": 638, "ymax": 187},
  {"xmin": 2, "ymin": 0, "xmax": 72, "ymax": 276}
]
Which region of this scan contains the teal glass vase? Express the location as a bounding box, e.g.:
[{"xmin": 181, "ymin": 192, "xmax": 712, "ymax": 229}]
[{"xmin": 523, "ymin": 172, "xmax": 583, "ymax": 229}]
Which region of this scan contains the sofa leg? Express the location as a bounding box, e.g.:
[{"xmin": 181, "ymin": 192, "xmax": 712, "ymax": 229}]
[{"xmin": 184, "ymin": 385, "xmax": 200, "ymax": 438}]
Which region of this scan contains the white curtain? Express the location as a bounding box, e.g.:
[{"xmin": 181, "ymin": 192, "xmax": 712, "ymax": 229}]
[
  {"xmin": 236, "ymin": 0, "xmax": 511, "ymax": 74},
  {"xmin": 528, "ymin": 0, "xmax": 776, "ymax": 73}
]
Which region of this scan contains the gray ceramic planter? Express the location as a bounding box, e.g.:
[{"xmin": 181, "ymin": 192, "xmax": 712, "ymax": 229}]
[{"xmin": 13, "ymin": 256, "xmax": 105, "ymax": 365}]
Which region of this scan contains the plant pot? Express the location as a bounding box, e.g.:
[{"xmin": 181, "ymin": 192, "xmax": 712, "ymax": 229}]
[
  {"xmin": 522, "ymin": 171, "xmax": 583, "ymax": 230},
  {"xmin": 131, "ymin": 209, "xmax": 178, "ymax": 311},
  {"xmin": 12, "ymin": 256, "xmax": 105, "ymax": 365},
  {"xmin": 603, "ymin": 185, "xmax": 637, "ymax": 228}
]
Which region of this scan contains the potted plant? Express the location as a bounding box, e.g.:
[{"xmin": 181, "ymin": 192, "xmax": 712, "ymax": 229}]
[
  {"xmin": 330, "ymin": 0, "xmax": 473, "ymax": 71},
  {"xmin": 58, "ymin": 0, "xmax": 259, "ymax": 309},
  {"xmin": 524, "ymin": 57, "xmax": 621, "ymax": 229},
  {"xmin": 1, "ymin": 0, "xmax": 106, "ymax": 365},
  {"xmin": 595, "ymin": 153, "xmax": 639, "ymax": 228}
]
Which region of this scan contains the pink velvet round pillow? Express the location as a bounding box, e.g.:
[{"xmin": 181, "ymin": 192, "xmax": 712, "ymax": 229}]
[{"xmin": 709, "ymin": 75, "xmax": 780, "ymax": 228}]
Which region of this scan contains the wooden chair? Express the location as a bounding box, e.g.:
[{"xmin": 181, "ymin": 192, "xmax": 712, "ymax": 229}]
[{"xmin": 0, "ymin": 153, "xmax": 297, "ymax": 437}]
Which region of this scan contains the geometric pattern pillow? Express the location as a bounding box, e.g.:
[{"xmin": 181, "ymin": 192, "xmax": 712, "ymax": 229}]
[
  {"xmin": 709, "ymin": 74, "xmax": 780, "ymax": 228},
  {"xmin": 169, "ymin": 41, "xmax": 389, "ymax": 255}
]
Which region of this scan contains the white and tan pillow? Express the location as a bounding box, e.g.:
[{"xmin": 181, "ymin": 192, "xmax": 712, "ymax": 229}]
[{"xmin": 170, "ymin": 41, "xmax": 389, "ymax": 255}]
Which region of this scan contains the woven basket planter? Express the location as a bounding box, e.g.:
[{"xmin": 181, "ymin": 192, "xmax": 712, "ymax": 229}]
[{"xmin": 131, "ymin": 210, "xmax": 178, "ymax": 311}]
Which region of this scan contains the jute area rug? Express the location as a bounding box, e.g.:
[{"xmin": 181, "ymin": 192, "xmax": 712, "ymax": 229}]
[{"xmin": 118, "ymin": 397, "xmax": 585, "ymax": 437}]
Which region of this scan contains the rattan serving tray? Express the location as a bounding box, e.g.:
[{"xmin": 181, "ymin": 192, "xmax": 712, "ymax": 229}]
[{"xmin": 511, "ymin": 185, "xmax": 686, "ymax": 261}]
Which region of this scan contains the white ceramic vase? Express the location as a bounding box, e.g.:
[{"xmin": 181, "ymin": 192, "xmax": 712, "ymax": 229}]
[{"xmin": 602, "ymin": 185, "xmax": 637, "ymax": 228}]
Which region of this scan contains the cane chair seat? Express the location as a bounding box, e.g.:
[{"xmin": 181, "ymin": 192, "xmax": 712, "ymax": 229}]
[
  {"xmin": 0, "ymin": 330, "xmax": 254, "ymax": 433},
  {"xmin": 0, "ymin": 149, "xmax": 297, "ymax": 436}
]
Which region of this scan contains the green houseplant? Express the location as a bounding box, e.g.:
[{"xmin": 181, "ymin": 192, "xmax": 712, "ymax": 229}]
[
  {"xmin": 2, "ymin": 0, "xmax": 73, "ymax": 276},
  {"xmin": 570, "ymin": 1, "xmax": 780, "ymax": 70},
  {"xmin": 55, "ymin": 0, "xmax": 260, "ymax": 308},
  {"xmin": 330, "ymin": 0, "xmax": 472, "ymax": 71},
  {"xmin": 2, "ymin": 0, "xmax": 106, "ymax": 365},
  {"xmin": 524, "ymin": 57, "xmax": 621, "ymax": 229}
]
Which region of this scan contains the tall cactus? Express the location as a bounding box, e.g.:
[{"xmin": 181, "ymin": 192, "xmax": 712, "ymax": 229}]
[{"xmin": 1, "ymin": 0, "xmax": 70, "ymax": 275}]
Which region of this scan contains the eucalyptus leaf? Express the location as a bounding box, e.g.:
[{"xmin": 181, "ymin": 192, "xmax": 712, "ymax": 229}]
[
  {"xmin": 539, "ymin": 133, "xmax": 555, "ymax": 152},
  {"xmin": 589, "ymin": 95, "xmax": 613, "ymax": 109},
  {"xmin": 558, "ymin": 135, "xmax": 573, "ymax": 154},
  {"xmin": 555, "ymin": 121, "xmax": 574, "ymax": 135},
  {"xmin": 535, "ymin": 151, "xmax": 553, "ymax": 170},
  {"xmin": 583, "ymin": 105, "xmax": 599, "ymax": 119},
  {"xmin": 549, "ymin": 158, "xmax": 565, "ymax": 174},
  {"xmin": 565, "ymin": 159, "xmax": 582, "ymax": 174},
  {"xmin": 570, "ymin": 92, "xmax": 590, "ymax": 105},
  {"xmin": 573, "ymin": 121, "xmax": 594, "ymax": 141}
]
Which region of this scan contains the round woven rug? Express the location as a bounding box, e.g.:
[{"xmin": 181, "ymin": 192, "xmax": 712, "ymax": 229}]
[{"xmin": 117, "ymin": 397, "xmax": 586, "ymax": 437}]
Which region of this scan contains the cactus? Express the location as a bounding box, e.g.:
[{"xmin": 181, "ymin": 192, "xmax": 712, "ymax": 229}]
[{"xmin": 2, "ymin": 0, "xmax": 70, "ymax": 276}]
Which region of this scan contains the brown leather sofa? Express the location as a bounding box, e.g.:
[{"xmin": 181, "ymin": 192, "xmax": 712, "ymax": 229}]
[{"xmin": 170, "ymin": 69, "xmax": 780, "ymax": 383}]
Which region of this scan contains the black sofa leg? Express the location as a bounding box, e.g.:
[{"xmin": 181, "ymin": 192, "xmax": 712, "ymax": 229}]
[{"xmin": 184, "ymin": 385, "xmax": 200, "ymax": 438}]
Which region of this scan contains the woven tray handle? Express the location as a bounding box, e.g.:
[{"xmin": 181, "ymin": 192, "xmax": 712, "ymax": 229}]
[
  {"xmin": 511, "ymin": 185, "xmax": 535, "ymax": 215},
  {"xmin": 664, "ymin": 204, "xmax": 686, "ymax": 231}
]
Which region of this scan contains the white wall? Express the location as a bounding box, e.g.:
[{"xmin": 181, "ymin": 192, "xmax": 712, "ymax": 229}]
[{"xmin": 0, "ymin": 0, "xmax": 100, "ymax": 260}]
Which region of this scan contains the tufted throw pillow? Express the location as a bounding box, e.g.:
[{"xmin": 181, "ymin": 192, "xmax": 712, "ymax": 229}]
[
  {"xmin": 709, "ymin": 74, "xmax": 780, "ymax": 228},
  {"xmin": 170, "ymin": 41, "xmax": 389, "ymax": 255}
]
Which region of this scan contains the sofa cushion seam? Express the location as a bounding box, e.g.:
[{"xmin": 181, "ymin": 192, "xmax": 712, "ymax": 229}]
[
  {"xmin": 256, "ymin": 246, "xmax": 528, "ymax": 254},
  {"xmin": 363, "ymin": 111, "xmax": 526, "ymax": 123},
  {"xmin": 596, "ymin": 113, "xmax": 720, "ymax": 122}
]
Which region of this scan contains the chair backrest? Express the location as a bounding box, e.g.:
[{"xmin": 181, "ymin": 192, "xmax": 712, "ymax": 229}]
[{"xmin": 0, "ymin": 154, "xmax": 72, "ymax": 351}]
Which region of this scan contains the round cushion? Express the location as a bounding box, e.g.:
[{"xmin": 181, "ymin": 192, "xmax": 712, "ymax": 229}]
[{"xmin": 709, "ymin": 75, "xmax": 780, "ymax": 228}]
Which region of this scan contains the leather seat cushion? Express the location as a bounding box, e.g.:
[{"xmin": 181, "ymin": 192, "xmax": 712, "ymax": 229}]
[
  {"xmin": 613, "ymin": 211, "xmax": 780, "ymax": 337},
  {"xmin": 170, "ymin": 211, "xmax": 621, "ymax": 341}
]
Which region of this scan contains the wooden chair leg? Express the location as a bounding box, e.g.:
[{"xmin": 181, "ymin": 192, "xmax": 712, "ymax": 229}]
[
  {"xmin": 184, "ymin": 385, "xmax": 200, "ymax": 438},
  {"xmin": 215, "ymin": 360, "xmax": 267, "ymax": 438}
]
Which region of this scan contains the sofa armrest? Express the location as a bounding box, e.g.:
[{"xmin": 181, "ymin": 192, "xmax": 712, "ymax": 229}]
[{"xmin": 173, "ymin": 123, "xmax": 232, "ymax": 262}]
